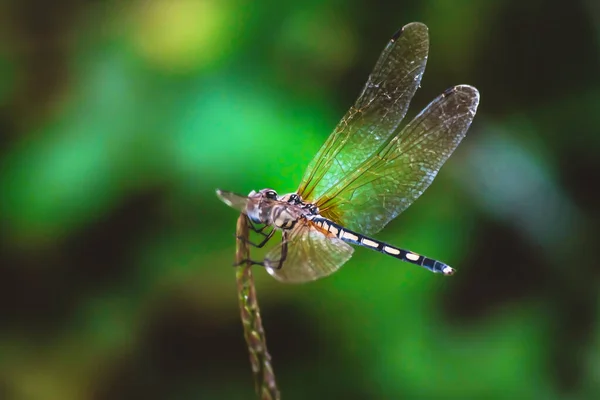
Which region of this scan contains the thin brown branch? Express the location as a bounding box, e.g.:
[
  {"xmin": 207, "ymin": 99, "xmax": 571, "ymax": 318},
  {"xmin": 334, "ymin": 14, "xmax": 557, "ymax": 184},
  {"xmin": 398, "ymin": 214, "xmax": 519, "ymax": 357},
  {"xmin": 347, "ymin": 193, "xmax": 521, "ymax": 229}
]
[{"xmin": 235, "ymin": 214, "xmax": 280, "ymax": 400}]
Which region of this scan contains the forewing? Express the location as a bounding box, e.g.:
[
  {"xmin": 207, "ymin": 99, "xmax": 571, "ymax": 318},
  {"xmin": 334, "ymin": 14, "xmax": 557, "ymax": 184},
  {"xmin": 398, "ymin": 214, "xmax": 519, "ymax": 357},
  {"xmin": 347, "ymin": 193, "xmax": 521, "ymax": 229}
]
[
  {"xmin": 297, "ymin": 23, "xmax": 429, "ymax": 202},
  {"xmin": 216, "ymin": 189, "xmax": 250, "ymax": 213},
  {"xmin": 316, "ymin": 85, "xmax": 480, "ymax": 235},
  {"xmin": 265, "ymin": 220, "xmax": 354, "ymax": 283}
]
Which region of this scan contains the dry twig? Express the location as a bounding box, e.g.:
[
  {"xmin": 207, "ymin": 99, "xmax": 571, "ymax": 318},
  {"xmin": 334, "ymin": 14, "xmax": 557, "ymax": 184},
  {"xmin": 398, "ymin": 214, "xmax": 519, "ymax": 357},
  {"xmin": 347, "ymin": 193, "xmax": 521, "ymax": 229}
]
[{"xmin": 235, "ymin": 214, "xmax": 280, "ymax": 400}]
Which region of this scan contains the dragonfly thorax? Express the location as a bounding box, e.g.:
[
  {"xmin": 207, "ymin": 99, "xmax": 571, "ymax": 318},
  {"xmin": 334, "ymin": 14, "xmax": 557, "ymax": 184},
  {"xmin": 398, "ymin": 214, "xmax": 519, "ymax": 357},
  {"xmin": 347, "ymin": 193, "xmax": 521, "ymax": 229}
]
[
  {"xmin": 244, "ymin": 189, "xmax": 319, "ymax": 230},
  {"xmin": 243, "ymin": 188, "xmax": 304, "ymax": 229},
  {"xmin": 270, "ymin": 205, "xmax": 300, "ymax": 230},
  {"xmin": 280, "ymin": 192, "xmax": 319, "ymax": 215}
]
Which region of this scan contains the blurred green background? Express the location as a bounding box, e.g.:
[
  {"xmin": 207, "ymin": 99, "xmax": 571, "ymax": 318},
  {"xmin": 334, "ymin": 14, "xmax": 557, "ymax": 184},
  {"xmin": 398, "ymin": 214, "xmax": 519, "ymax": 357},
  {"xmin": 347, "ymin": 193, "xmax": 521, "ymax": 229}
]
[{"xmin": 1, "ymin": 0, "xmax": 599, "ymax": 399}]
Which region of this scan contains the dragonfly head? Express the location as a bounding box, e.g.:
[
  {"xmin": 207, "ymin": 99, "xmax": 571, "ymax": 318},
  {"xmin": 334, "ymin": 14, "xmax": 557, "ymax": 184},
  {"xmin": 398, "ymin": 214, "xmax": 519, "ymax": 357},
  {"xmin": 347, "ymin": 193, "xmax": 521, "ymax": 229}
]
[
  {"xmin": 245, "ymin": 188, "xmax": 279, "ymax": 224},
  {"xmin": 250, "ymin": 188, "xmax": 278, "ymax": 200}
]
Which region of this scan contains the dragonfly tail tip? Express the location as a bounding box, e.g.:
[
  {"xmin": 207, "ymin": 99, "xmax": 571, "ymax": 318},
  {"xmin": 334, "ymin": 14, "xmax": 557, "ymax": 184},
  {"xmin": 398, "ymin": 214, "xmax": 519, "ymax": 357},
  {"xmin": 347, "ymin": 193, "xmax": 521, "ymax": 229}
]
[{"xmin": 442, "ymin": 266, "xmax": 455, "ymax": 276}]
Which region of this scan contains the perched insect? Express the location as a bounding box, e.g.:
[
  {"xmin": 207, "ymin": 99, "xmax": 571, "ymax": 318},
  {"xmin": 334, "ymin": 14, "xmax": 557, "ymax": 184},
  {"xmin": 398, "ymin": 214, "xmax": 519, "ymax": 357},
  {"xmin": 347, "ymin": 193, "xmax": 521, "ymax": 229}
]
[{"xmin": 217, "ymin": 22, "xmax": 479, "ymax": 283}]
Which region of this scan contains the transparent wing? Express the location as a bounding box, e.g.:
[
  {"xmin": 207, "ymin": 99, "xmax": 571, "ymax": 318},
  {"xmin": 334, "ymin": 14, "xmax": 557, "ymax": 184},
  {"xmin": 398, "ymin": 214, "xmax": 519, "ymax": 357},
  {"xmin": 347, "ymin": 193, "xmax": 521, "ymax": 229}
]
[
  {"xmin": 316, "ymin": 85, "xmax": 480, "ymax": 235},
  {"xmin": 265, "ymin": 220, "xmax": 354, "ymax": 283},
  {"xmin": 216, "ymin": 189, "xmax": 251, "ymax": 213},
  {"xmin": 297, "ymin": 22, "xmax": 429, "ymax": 202}
]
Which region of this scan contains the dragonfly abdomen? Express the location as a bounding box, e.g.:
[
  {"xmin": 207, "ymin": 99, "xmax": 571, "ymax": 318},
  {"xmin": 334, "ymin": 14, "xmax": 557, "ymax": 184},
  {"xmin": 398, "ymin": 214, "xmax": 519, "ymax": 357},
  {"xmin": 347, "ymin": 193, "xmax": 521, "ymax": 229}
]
[{"xmin": 312, "ymin": 217, "xmax": 454, "ymax": 275}]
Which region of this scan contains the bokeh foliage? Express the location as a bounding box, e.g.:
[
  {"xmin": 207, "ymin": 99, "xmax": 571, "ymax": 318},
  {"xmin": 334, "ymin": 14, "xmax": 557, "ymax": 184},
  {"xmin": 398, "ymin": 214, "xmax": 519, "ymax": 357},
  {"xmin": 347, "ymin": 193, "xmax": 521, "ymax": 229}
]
[{"xmin": 1, "ymin": 0, "xmax": 599, "ymax": 399}]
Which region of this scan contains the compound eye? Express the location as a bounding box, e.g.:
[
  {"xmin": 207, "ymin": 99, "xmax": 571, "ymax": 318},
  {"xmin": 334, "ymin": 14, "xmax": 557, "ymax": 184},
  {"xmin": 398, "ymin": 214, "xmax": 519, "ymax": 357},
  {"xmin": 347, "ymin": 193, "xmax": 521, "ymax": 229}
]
[{"xmin": 264, "ymin": 190, "xmax": 278, "ymax": 200}]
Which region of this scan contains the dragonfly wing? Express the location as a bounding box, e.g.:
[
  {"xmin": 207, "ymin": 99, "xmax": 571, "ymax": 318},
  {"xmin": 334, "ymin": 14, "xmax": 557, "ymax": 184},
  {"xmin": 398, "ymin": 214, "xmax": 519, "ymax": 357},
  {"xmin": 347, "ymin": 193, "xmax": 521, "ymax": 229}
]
[
  {"xmin": 265, "ymin": 220, "xmax": 354, "ymax": 283},
  {"xmin": 297, "ymin": 22, "xmax": 429, "ymax": 202},
  {"xmin": 216, "ymin": 189, "xmax": 250, "ymax": 213},
  {"xmin": 316, "ymin": 85, "xmax": 480, "ymax": 235}
]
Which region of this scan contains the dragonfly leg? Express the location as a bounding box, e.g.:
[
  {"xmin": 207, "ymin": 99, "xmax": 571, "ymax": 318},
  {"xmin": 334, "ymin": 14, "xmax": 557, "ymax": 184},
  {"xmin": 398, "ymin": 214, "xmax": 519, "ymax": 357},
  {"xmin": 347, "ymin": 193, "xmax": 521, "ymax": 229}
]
[
  {"xmin": 246, "ymin": 217, "xmax": 272, "ymax": 237},
  {"xmin": 236, "ymin": 240, "xmax": 287, "ymax": 270},
  {"xmin": 232, "ymin": 258, "xmax": 265, "ymax": 267},
  {"xmin": 267, "ymin": 237, "xmax": 288, "ymax": 270},
  {"xmin": 236, "ymin": 227, "xmax": 275, "ymax": 248}
]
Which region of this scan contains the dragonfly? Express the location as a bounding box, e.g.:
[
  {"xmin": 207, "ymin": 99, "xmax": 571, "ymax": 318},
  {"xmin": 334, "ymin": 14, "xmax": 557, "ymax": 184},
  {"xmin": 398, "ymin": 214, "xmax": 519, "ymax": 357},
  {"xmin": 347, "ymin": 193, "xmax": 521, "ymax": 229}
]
[{"xmin": 217, "ymin": 22, "xmax": 479, "ymax": 283}]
